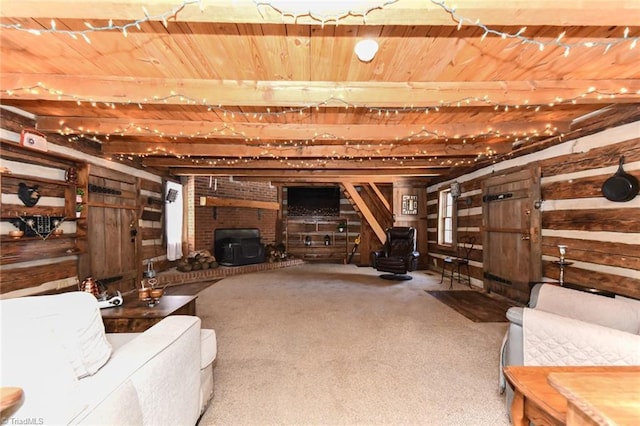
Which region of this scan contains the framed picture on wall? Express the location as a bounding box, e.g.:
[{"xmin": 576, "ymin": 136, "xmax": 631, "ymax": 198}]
[{"xmin": 401, "ymin": 194, "xmax": 418, "ymax": 215}]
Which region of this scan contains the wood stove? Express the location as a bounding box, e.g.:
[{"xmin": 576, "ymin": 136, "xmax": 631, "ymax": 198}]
[{"xmin": 214, "ymin": 228, "xmax": 265, "ymax": 266}]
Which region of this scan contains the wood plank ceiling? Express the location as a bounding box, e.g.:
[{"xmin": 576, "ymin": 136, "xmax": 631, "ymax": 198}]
[{"xmin": 1, "ymin": 0, "xmax": 639, "ymax": 184}]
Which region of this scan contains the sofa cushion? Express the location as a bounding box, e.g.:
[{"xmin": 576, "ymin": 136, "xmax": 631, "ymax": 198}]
[
  {"xmin": 200, "ymin": 328, "xmax": 217, "ymax": 369},
  {"xmin": 536, "ymin": 284, "xmax": 640, "ymax": 334},
  {"xmin": 55, "ymin": 293, "xmax": 113, "ymax": 378},
  {"xmin": 523, "ymin": 308, "xmax": 640, "ymax": 366},
  {"xmin": 1, "ymin": 315, "xmax": 83, "ymax": 424},
  {"xmin": 1, "ymin": 292, "xmax": 112, "ymax": 379}
]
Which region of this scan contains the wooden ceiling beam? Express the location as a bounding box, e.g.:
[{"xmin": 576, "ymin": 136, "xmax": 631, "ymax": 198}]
[
  {"xmin": 36, "ymin": 117, "xmax": 568, "ymax": 140},
  {"xmin": 143, "ymin": 159, "xmax": 456, "ymax": 170},
  {"xmin": 169, "ymin": 168, "xmax": 442, "ymax": 177},
  {"xmin": 2, "ymin": 0, "xmax": 639, "ymax": 26},
  {"xmin": 4, "ymin": 75, "xmax": 639, "ymax": 108},
  {"xmin": 141, "ymin": 157, "xmax": 454, "ymax": 169},
  {"xmin": 102, "ymin": 140, "xmax": 510, "ymax": 157},
  {"xmin": 229, "ymin": 176, "xmax": 423, "ymax": 184}
]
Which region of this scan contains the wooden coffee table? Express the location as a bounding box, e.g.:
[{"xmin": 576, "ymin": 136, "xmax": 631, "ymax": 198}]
[{"xmin": 101, "ymin": 295, "xmax": 197, "ymax": 333}]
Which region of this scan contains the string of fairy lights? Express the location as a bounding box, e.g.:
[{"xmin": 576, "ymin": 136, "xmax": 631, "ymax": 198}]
[
  {"xmin": 2, "ymin": 0, "xmax": 638, "ymax": 51},
  {"xmin": 1, "ymin": 0, "xmax": 638, "ymax": 167},
  {"xmin": 0, "ymin": 82, "xmax": 627, "ymax": 168},
  {"xmin": 2, "ymin": 0, "xmax": 637, "ymax": 51},
  {"xmin": 3, "ymin": 81, "xmax": 632, "ymax": 123}
]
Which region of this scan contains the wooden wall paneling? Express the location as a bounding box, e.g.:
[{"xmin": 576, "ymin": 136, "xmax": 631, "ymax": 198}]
[
  {"xmin": 1, "ymin": 116, "xmax": 164, "ymax": 296},
  {"xmin": 0, "ymin": 140, "xmax": 78, "ymax": 170},
  {"xmin": 529, "ymin": 166, "xmax": 543, "ymax": 290},
  {"xmin": 1, "ymin": 236, "xmax": 78, "ymax": 266},
  {"xmin": 426, "ymin": 124, "xmax": 640, "ymax": 301},
  {"xmin": 342, "ymin": 182, "xmax": 386, "ymax": 244},
  {"xmin": 140, "ymin": 226, "xmax": 163, "ymax": 240},
  {"xmin": 456, "ymin": 207, "xmax": 482, "ymax": 229},
  {"xmin": 353, "ymin": 186, "xmax": 381, "ymax": 266},
  {"xmin": 134, "ymin": 178, "xmax": 145, "ymax": 280},
  {"xmin": 340, "ymin": 196, "xmax": 360, "ymax": 264},
  {"xmin": 417, "ymin": 185, "xmax": 429, "ymax": 268},
  {"xmin": 138, "ymin": 177, "xmax": 164, "ymax": 277},
  {"xmin": 0, "ymin": 259, "xmax": 77, "ymax": 295},
  {"xmin": 543, "ymin": 261, "xmax": 639, "ymax": 299},
  {"xmin": 541, "ymin": 174, "xmax": 610, "ymax": 200},
  {"xmin": 539, "ymin": 137, "xmax": 640, "ymax": 176},
  {"xmin": 274, "ymin": 185, "xmax": 284, "ymax": 243},
  {"xmin": 392, "ymin": 180, "xmax": 428, "ymax": 269},
  {"xmin": 0, "ymin": 142, "xmax": 88, "ymax": 294},
  {"xmin": 427, "ymin": 175, "xmax": 486, "ymax": 282},
  {"xmin": 359, "ymin": 185, "xmax": 393, "ymax": 227},
  {"xmin": 139, "ymin": 177, "xmax": 163, "ymax": 193},
  {"xmin": 353, "ymin": 184, "xmax": 393, "ymax": 264},
  {"xmin": 542, "ymin": 236, "xmax": 640, "ymax": 271},
  {"xmin": 538, "ymin": 136, "xmax": 639, "ymax": 298},
  {"xmin": 0, "ymin": 172, "xmax": 67, "ymax": 217},
  {"xmin": 141, "ymin": 243, "xmax": 163, "ymax": 261},
  {"xmin": 141, "ymin": 210, "xmax": 162, "ymax": 221},
  {"xmin": 74, "ymin": 161, "xmax": 90, "ymax": 283},
  {"xmin": 542, "ymin": 209, "xmax": 640, "ymax": 232}
]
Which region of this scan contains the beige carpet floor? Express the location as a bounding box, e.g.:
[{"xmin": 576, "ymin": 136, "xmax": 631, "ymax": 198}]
[{"xmin": 196, "ymin": 264, "xmax": 510, "ymax": 426}]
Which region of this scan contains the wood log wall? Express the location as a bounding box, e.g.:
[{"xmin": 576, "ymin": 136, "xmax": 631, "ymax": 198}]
[
  {"xmin": 139, "ymin": 177, "xmax": 166, "ymax": 275},
  {"xmin": 427, "ymin": 121, "xmax": 640, "ymax": 300},
  {"xmin": 1, "ymin": 144, "xmax": 83, "ymax": 297},
  {"xmin": 281, "ymin": 186, "xmax": 360, "ymax": 264},
  {"xmin": 0, "ymin": 112, "xmax": 165, "ymax": 297}
]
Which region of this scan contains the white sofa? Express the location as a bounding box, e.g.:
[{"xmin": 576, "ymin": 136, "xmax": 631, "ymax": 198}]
[
  {"xmin": 0, "ymin": 292, "xmax": 216, "ymax": 425},
  {"xmin": 499, "ymin": 283, "xmax": 640, "ymax": 413}
]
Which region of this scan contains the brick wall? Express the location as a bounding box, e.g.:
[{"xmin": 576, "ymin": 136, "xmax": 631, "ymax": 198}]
[{"xmin": 190, "ymin": 177, "xmax": 279, "ymax": 252}]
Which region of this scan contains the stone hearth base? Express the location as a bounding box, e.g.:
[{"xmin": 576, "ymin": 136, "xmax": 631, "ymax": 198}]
[{"xmin": 156, "ymin": 259, "xmax": 304, "ymax": 288}]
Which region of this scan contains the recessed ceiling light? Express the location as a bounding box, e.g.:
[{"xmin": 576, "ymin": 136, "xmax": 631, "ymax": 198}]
[{"xmin": 354, "ymin": 39, "xmax": 379, "ymax": 62}]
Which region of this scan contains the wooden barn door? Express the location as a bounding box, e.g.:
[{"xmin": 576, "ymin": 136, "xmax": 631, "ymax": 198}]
[
  {"xmin": 482, "ymin": 166, "xmax": 541, "ymax": 303},
  {"xmin": 78, "ymin": 165, "xmax": 139, "ymax": 292}
]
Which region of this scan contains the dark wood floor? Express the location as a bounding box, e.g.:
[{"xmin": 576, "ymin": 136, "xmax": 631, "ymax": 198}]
[{"xmin": 425, "ymin": 290, "xmax": 522, "ymax": 322}]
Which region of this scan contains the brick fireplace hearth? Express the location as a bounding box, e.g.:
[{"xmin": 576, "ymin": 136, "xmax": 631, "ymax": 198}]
[{"xmin": 157, "ymin": 258, "xmax": 304, "ymax": 287}]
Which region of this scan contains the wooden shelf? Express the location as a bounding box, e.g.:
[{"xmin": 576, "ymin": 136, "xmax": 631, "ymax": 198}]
[
  {"xmin": 285, "ymin": 218, "xmax": 349, "ymax": 263},
  {"xmin": 1, "ymin": 167, "xmax": 85, "ymax": 219},
  {"xmin": 0, "ymin": 152, "xmax": 88, "ymax": 266}
]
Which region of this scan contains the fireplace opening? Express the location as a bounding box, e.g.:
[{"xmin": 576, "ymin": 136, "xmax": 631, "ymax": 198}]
[
  {"xmin": 213, "ymin": 228, "xmax": 265, "ymax": 266},
  {"xmin": 286, "ymin": 186, "xmax": 340, "ymax": 217}
]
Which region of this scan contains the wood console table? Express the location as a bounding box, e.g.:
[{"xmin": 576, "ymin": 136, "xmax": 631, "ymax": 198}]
[
  {"xmin": 504, "ymin": 366, "xmax": 640, "ymax": 426},
  {"xmin": 101, "ymin": 295, "xmax": 197, "ymax": 333}
]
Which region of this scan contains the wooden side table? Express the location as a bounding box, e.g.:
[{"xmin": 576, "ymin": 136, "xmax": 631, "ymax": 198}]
[{"xmin": 101, "ymin": 295, "xmax": 197, "ymax": 333}]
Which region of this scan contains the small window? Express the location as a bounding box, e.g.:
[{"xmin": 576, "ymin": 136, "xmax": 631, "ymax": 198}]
[{"xmin": 438, "ymin": 188, "xmax": 454, "ymax": 246}]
